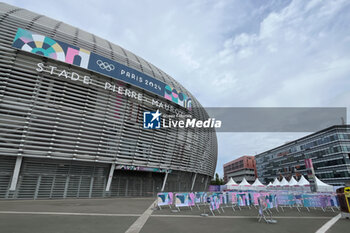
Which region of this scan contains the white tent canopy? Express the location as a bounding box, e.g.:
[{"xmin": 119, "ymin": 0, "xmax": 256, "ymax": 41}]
[
  {"xmin": 272, "ymin": 178, "xmax": 280, "ymax": 186},
  {"xmin": 288, "ymin": 176, "xmax": 298, "ymax": 186},
  {"xmin": 315, "ymin": 176, "xmax": 333, "ymax": 192},
  {"xmin": 225, "ymin": 177, "xmax": 238, "ymax": 186},
  {"xmin": 252, "ymin": 178, "xmax": 265, "ymax": 190},
  {"xmin": 279, "ymin": 177, "xmax": 289, "ymax": 186},
  {"xmin": 295, "ymin": 175, "xmax": 311, "ymax": 192},
  {"xmin": 267, "ymin": 182, "xmax": 273, "ymax": 187},
  {"xmin": 239, "ymin": 177, "xmax": 251, "ymax": 186},
  {"xmin": 315, "ymin": 176, "xmax": 331, "ymax": 187},
  {"xmin": 252, "ymin": 178, "xmax": 265, "ymax": 187},
  {"xmin": 298, "ymin": 175, "xmax": 310, "ymax": 186},
  {"xmin": 238, "ymin": 177, "xmax": 251, "ymax": 190}
]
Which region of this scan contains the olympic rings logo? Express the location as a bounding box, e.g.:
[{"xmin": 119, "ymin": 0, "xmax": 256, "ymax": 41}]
[{"xmin": 96, "ymin": 60, "xmax": 115, "ymax": 71}]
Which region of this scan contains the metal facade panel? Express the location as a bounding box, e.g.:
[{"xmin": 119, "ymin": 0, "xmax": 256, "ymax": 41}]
[{"xmin": 0, "ymin": 2, "xmax": 217, "ymax": 199}]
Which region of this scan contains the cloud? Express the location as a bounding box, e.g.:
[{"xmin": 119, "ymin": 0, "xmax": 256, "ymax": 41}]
[
  {"xmin": 190, "ymin": 0, "xmax": 350, "ymax": 175},
  {"xmin": 171, "ymin": 43, "xmax": 201, "ymax": 71},
  {"xmin": 211, "ymin": 0, "xmax": 350, "ymax": 109}
]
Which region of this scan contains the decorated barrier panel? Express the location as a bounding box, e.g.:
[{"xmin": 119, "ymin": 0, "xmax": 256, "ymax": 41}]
[
  {"xmin": 237, "ymin": 192, "xmax": 251, "ymax": 206},
  {"xmin": 222, "ymin": 192, "xmax": 231, "ymax": 205},
  {"xmin": 303, "ymin": 194, "xmax": 330, "ymax": 208},
  {"xmin": 158, "ymin": 191, "xmax": 339, "ymax": 216},
  {"xmin": 277, "ymin": 193, "xmax": 296, "ymax": 206},
  {"xmin": 259, "ymin": 193, "xmax": 277, "ymax": 209},
  {"xmin": 157, "ymin": 192, "xmax": 173, "ymax": 207},
  {"xmin": 253, "ymin": 193, "xmax": 261, "ymax": 205},
  {"xmin": 295, "ymin": 194, "xmax": 303, "ymax": 206},
  {"xmin": 175, "ymin": 193, "xmax": 195, "ymax": 207},
  {"xmin": 230, "ymin": 192, "xmax": 238, "ymax": 205},
  {"xmin": 301, "ymin": 194, "xmax": 339, "ymax": 208},
  {"xmin": 195, "ymin": 192, "xmax": 207, "ymax": 204},
  {"xmin": 209, "ymin": 195, "xmax": 221, "ymax": 211},
  {"xmin": 330, "ymin": 195, "xmax": 339, "ymax": 207}
]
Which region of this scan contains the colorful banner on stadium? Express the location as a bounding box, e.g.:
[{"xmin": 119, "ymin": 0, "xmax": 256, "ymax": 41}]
[
  {"xmin": 115, "ymin": 165, "xmax": 171, "ymax": 173},
  {"xmin": 12, "ymin": 28, "xmax": 192, "ymax": 109}
]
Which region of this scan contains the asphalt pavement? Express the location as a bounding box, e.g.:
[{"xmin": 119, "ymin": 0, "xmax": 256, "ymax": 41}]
[{"xmin": 0, "ymin": 198, "xmax": 347, "ymax": 233}]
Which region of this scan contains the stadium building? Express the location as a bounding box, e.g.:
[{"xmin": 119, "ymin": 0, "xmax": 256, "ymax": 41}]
[{"xmin": 0, "ymin": 3, "xmax": 217, "ymax": 199}]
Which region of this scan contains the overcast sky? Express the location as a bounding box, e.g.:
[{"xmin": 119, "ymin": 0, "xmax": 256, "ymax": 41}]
[{"xmin": 5, "ymin": 0, "xmax": 350, "ymax": 179}]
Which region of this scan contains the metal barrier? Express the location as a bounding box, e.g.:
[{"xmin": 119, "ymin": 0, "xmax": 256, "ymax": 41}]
[{"xmin": 156, "ymin": 191, "xmax": 340, "ymax": 222}]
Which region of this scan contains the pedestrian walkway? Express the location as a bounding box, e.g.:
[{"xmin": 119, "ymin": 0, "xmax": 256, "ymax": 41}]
[{"xmin": 0, "ymin": 198, "xmax": 346, "ymax": 233}]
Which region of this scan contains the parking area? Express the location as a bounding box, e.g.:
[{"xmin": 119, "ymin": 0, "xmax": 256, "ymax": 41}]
[{"xmin": 0, "ymin": 198, "xmax": 347, "ymax": 233}]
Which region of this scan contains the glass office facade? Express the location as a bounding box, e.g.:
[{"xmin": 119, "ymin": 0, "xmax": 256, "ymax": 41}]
[{"xmin": 256, "ymin": 125, "xmax": 350, "ymax": 186}]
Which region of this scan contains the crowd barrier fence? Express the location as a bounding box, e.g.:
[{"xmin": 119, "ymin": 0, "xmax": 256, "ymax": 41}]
[{"xmin": 156, "ymin": 190, "xmax": 340, "ymax": 216}]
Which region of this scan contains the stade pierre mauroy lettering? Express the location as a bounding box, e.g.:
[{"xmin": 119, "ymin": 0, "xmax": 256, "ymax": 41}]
[{"xmin": 36, "ymin": 62, "xmax": 186, "ymax": 115}]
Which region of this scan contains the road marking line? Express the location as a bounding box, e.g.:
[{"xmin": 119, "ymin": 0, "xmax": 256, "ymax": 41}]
[
  {"xmin": 125, "ymin": 200, "xmax": 156, "ymax": 233},
  {"xmin": 0, "ymin": 211, "xmax": 141, "ymax": 217},
  {"xmin": 315, "ymin": 213, "xmax": 341, "ymax": 233},
  {"xmin": 152, "ymin": 214, "xmax": 334, "ymax": 219},
  {"xmin": 0, "ymin": 211, "xmax": 336, "ymax": 222}
]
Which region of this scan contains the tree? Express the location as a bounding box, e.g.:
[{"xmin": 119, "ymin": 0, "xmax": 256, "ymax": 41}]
[{"xmin": 210, "ymin": 173, "xmax": 224, "ymax": 185}]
